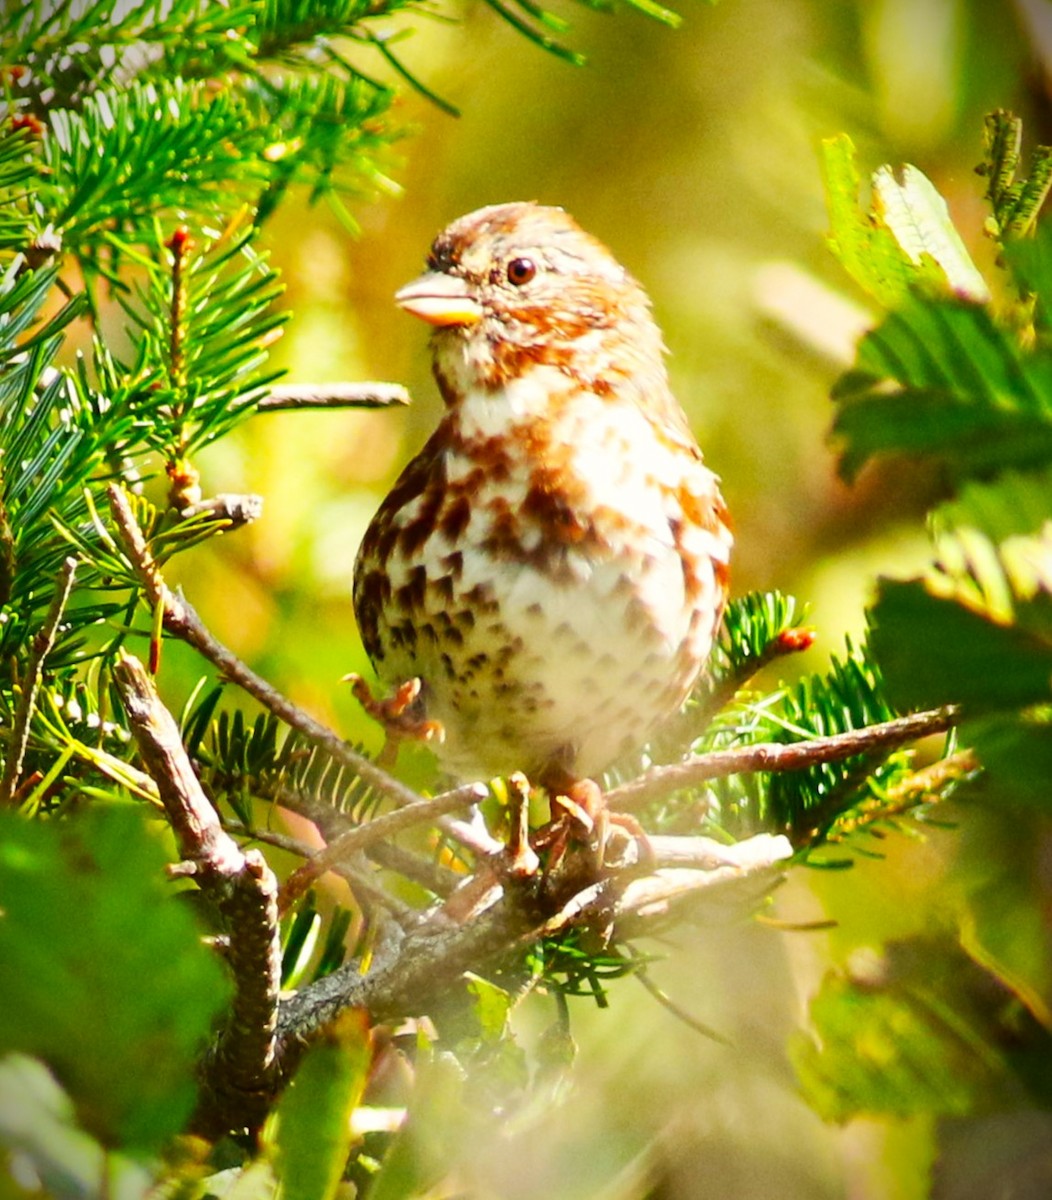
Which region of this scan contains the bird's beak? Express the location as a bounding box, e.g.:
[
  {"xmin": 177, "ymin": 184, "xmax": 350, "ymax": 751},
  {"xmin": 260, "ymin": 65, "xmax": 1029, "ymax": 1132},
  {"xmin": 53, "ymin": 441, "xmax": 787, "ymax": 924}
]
[{"xmin": 395, "ymin": 272, "xmax": 483, "ymax": 327}]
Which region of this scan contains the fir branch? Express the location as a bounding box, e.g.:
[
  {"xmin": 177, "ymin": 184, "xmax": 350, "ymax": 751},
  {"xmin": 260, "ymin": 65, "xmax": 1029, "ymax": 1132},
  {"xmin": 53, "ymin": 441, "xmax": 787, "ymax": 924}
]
[
  {"xmin": 0, "ymin": 556, "xmax": 77, "ymax": 807},
  {"xmin": 106, "ymin": 482, "xmax": 425, "ymax": 812},
  {"xmin": 253, "ymin": 782, "xmax": 461, "ymax": 897},
  {"xmin": 826, "ymin": 748, "xmax": 979, "ymax": 841},
  {"xmin": 605, "ymin": 706, "xmax": 961, "ymax": 815},
  {"xmin": 111, "ymin": 652, "xmax": 282, "ymax": 1140}
]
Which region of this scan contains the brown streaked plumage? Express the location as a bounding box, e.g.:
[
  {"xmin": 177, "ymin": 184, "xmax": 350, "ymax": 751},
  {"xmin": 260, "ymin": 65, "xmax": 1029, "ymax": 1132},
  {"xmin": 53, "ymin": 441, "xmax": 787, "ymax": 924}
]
[{"xmin": 353, "ymin": 202, "xmax": 732, "ymax": 790}]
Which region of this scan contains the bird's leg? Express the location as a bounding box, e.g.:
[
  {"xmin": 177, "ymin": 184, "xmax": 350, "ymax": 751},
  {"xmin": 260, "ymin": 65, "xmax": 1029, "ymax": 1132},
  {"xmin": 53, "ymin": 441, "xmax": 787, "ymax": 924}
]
[
  {"xmin": 344, "ymin": 673, "xmax": 444, "ymax": 767},
  {"xmin": 536, "ymin": 774, "xmax": 652, "ymax": 873},
  {"xmin": 504, "ymin": 771, "xmax": 540, "ymax": 877},
  {"xmin": 531, "ymin": 774, "xmax": 601, "ymax": 871}
]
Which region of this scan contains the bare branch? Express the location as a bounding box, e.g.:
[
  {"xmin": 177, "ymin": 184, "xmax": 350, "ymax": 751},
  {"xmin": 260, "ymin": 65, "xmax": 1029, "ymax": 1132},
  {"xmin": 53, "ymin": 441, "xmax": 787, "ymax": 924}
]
[
  {"xmin": 178, "ymin": 492, "xmax": 265, "ymax": 527},
  {"xmin": 606, "ymin": 705, "xmax": 962, "ymax": 811},
  {"xmin": 256, "ymin": 382, "xmax": 410, "ymax": 412},
  {"xmin": 224, "ymin": 782, "xmax": 462, "ymax": 897},
  {"xmin": 111, "ymin": 653, "xmax": 282, "ymax": 1139},
  {"xmin": 1, "ymin": 556, "xmax": 77, "ymax": 807},
  {"xmin": 277, "ymin": 782, "xmax": 487, "ymax": 914}
]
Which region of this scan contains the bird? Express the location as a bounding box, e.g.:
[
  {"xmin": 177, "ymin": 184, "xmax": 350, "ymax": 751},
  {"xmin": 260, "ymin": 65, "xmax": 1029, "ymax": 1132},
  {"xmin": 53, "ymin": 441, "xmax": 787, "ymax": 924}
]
[{"xmin": 353, "ymin": 202, "xmax": 731, "ymax": 838}]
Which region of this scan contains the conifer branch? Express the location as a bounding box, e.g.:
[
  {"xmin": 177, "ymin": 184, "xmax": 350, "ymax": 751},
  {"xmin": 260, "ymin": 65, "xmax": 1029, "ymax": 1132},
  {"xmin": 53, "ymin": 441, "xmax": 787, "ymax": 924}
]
[
  {"xmin": 222, "ymin": 769, "xmax": 465, "ymax": 897},
  {"xmin": 826, "ymin": 748, "xmax": 980, "ymax": 839},
  {"xmin": 107, "ymin": 483, "xmax": 425, "ymax": 812},
  {"xmin": 0, "ymin": 556, "xmax": 77, "ymax": 807},
  {"xmin": 605, "ymin": 705, "xmax": 962, "ymax": 811},
  {"xmin": 111, "ymin": 652, "xmax": 282, "ymax": 1139}
]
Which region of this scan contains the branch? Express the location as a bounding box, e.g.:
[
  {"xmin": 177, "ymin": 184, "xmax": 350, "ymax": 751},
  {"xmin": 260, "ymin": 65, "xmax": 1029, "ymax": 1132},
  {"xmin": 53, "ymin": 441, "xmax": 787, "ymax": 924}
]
[
  {"xmin": 178, "ymin": 492, "xmax": 265, "ymax": 527},
  {"xmin": 256, "ymin": 382, "xmax": 410, "ymax": 412},
  {"xmin": 111, "ymin": 653, "xmax": 282, "ymax": 1139},
  {"xmin": 107, "ymin": 482, "xmax": 424, "ymax": 811},
  {"xmin": 0, "ymin": 556, "xmax": 77, "ymax": 807},
  {"xmin": 827, "ymin": 747, "xmax": 980, "ymax": 839},
  {"xmin": 223, "ymin": 780, "xmax": 463, "ymax": 897},
  {"xmin": 277, "ymin": 781, "xmax": 487, "ymax": 915},
  {"xmin": 273, "ymin": 830, "xmax": 793, "ymax": 1074},
  {"xmin": 605, "ymin": 705, "xmax": 962, "ymax": 811}
]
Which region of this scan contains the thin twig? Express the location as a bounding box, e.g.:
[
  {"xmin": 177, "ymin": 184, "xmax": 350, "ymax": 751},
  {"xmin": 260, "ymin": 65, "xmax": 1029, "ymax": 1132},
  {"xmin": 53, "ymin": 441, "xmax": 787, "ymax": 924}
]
[
  {"xmin": 178, "ymin": 492, "xmax": 264, "ymax": 527},
  {"xmin": 438, "ymin": 808, "xmax": 505, "ymax": 859},
  {"xmin": 338, "ymin": 853, "xmax": 420, "ymax": 928},
  {"xmin": 277, "ymin": 782, "xmax": 487, "ymax": 914},
  {"xmin": 111, "ymin": 653, "xmax": 282, "ymax": 1139},
  {"xmin": 224, "ymin": 817, "xmax": 424, "ymax": 926},
  {"xmin": 0, "ymin": 556, "xmax": 77, "ymax": 807},
  {"xmin": 256, "ymin": 382, "xmax": 410, "ymax": 412},
  {"xmin": 633, "ymin": 964, "xmax": 731, "ymax": 1045},
  {"xmin": 606, "ymin": 706, "xmax": 962, "ymax": 811},
  {"xmin": 829, "ymin": 748, "xmax": 980, "ymax": 839},
  {"xmin": 247, "ymin": 783, "xmax": 462, "ymax": 897},
  {"xmin": 223, "ymin": 818, "xmax": 320, "ymax": 858},
  {"xmin": 366, "ymin": 840, "xmax": 459, "ymax": 898},
  {"xmin": 107, "ymin": 483, "xmax": 424, "ymax": 811}
]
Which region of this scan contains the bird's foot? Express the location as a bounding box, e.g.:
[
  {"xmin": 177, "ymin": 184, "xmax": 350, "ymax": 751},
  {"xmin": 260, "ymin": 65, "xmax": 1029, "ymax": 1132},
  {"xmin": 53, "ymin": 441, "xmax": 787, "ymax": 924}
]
[
  {"xmin": 345, "ymin": 674, "xmax": 444, "ymax": 766},
  {"xmin": 535, "ymin": 777, "xmax": 652, "ymax": 876}
]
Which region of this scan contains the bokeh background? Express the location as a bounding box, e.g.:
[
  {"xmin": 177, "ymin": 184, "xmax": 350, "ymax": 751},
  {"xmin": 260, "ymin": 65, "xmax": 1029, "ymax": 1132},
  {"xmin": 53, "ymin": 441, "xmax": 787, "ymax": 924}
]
[{"xmin": 169, "ymin": 0, "xmax": 1051, "ymax": 1194}]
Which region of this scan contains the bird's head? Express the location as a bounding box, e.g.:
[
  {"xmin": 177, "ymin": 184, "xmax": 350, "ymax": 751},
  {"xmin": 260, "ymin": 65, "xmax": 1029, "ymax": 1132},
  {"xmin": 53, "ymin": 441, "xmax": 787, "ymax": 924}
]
[{"xmin": 395, "ymin": 202, "xmax": 665, "ymax": 397}]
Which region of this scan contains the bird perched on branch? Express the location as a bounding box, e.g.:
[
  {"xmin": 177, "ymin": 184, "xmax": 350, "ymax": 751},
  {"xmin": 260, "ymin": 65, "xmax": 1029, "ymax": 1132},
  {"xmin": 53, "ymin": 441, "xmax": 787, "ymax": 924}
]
[{"xmin": 353, "ymin": 202, "xmax": 731, "ymax": 836}]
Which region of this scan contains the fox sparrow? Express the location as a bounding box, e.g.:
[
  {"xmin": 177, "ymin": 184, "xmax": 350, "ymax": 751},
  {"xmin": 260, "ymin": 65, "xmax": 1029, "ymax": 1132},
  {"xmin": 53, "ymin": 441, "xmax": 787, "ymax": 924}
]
[{"xmin": 353, "ymin": 202, "xmax": 732, "ymax": 805}]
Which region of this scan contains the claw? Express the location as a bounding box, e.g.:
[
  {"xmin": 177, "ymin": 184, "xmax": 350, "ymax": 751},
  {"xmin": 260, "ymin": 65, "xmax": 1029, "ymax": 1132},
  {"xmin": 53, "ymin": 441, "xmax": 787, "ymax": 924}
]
[{"xmin": 345, "ymin": 673, "xmax": 444, "ymax": 765}]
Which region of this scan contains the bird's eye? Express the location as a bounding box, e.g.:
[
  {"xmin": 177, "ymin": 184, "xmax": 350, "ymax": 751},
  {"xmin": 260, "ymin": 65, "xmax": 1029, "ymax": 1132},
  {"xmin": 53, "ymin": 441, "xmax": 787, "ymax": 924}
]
[{"xmin": 506, "ymin": 257, "xmax": 536, "ymax": 286}]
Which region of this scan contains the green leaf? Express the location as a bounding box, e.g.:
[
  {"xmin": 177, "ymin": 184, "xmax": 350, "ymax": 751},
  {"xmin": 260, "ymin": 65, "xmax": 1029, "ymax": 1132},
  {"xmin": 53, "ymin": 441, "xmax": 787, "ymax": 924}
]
[
  {"xmin": 0, "ymin": 1055, "xmax": 155, "ymax": 1200},
  {"xmin": 957, "ymin": 806, "xmax": 1052, "ymax": 1027},
  {"xmin": 0, "ymin": 805, "xmax": 231, "ymax": 1154},
  {"xmin": 968, "ymin": 715, "xmax": 1052, "ymax": 813},
  {"xmin": 465, "ymin": 974, "xmax": 513, "ymax": 1043},
  {"xmin": 832, "ymin": 296, "xmax": 1052, "ymax": 482},
  {"xmin": 821, "ymin": 134, "xmax": 918, "ymax": 309},
  {"xmin": 1003, "ymin": 224, "xmax": 1052, "ymax": 334},
  {"xmin": 869, "ymin": 578, "xmax": 1052, "ymax": 714},
  {"xmin": 791, "ymin": 935, "xmax": 1050, "ymax": 1122},
  {"xmin": 872, "ymin": 162, "xmax": 990, "ymax": 302},
  {"xmin": 366, "ymin": 1049, "xmax": 468, "ymax": 1200},
  {"xmin": 820, "ymin": 134, "xmax": 988, "ymax": 309},
  {"xmin": 270, "ymin": 1010, "xmax": 371, "ymax": 1200},
  {"xmin": 934, "ymin": 467, "xmax": 1052, "ymax": 544}
]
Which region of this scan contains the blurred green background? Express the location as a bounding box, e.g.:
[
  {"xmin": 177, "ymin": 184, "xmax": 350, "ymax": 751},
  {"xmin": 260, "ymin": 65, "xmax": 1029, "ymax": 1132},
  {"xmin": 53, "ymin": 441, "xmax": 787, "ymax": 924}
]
[{"xmin": 167, "ymin": 0, "xmax": 1049, "ymax": 1194}]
